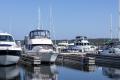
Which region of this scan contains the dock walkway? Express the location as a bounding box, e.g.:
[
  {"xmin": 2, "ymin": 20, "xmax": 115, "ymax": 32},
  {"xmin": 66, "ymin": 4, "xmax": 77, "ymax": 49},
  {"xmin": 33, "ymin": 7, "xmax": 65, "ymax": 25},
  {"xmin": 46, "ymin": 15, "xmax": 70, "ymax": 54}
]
[
  {"xmin": 86, "ymin": 53, "xmax": 120, "ymax": 66},
  {"xmin": 56, "ymin": 54, "xmax": 95, "ymax": 65}
]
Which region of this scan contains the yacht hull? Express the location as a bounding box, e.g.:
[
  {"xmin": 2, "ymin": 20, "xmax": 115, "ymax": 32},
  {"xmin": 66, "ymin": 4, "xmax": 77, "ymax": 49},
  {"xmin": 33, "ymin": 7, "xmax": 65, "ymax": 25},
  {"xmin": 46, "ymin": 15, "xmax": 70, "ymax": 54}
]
[
  {"xmin": 40, "ymin": 52, "xmax": 58, "ymax": 63},
  {"xmin": 26, "ymin": 51, "xmax": 58, "ymax": 63},
  {"xmin": 0, "ymin": 50, "xmax": 21, "ymax": 65}
]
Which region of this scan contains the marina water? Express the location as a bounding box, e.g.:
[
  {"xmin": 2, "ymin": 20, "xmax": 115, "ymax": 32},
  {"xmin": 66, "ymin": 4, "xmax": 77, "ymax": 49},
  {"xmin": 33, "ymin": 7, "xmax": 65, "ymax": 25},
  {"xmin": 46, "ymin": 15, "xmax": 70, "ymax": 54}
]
[{"xmin": 1, "ymin": 63, "xmax": 119, "ymax": 80}]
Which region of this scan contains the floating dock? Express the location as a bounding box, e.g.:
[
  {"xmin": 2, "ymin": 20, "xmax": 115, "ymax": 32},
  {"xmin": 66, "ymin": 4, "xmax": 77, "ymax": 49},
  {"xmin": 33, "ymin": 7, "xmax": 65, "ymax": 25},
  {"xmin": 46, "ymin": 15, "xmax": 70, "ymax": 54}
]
[
  {"xmin": 56, "ymin": 54, "xmax": 95, "ymax": 65},
  {"xmin": 86, "ymin": 53, "xmax": 120, "ymax": 66},
  {"xmin": 20, "ymin": 53, "xmax": 95, "ymax": 66}
]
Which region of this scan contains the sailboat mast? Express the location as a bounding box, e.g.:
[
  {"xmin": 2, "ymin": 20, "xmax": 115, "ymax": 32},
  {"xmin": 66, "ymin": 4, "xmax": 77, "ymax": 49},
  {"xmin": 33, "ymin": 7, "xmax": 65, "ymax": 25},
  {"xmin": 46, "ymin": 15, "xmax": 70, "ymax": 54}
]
[
  {"xmin": 50, "ymin": 5, "xmax": 52, "ymax": 34},
  {"xmin": 118, "ymin": 0, "xmax": 120, "ymax": 41},
  {"xmin": 37, "ymin": 7, "xmax": 42, "ymax": 29},
  {"xmin": 9, "ymin": 17, "xmax": 12, "ymax": 34},
  {"xmin": 50, "ymin": 5, "xmax": 56, "ymax": 45},
  {"xmin": 110, "ymin": 14, "xmax": 112, "ymax": 40}
]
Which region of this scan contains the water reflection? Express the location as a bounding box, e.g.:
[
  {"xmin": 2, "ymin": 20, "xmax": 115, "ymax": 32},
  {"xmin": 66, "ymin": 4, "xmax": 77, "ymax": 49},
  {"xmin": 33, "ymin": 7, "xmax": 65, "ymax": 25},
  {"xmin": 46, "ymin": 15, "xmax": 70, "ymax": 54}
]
[
  {"xmin": 0, "ymin": 65, "xmax": 20, "ymax": 80},
  {"xmin": 102, "ymin": 67, "xmax": 120, "ymax": 80},
  {"xmin": 1, "ymin": 63, "xmax": 120, "ymax": 80},
  {"xmin": 57, "ymin": 62, "xmax": 96, "ymax": 72},
  {"xmin": 20, "ymin": 64, "xmax": 58, "ymax": 80}
]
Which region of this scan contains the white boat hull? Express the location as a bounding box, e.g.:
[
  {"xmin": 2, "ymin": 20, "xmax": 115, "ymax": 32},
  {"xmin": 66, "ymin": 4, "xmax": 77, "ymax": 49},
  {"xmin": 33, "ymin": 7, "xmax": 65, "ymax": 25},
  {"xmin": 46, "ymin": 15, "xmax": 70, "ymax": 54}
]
[
  {"xmin": 0, "ymin": 55, "xmax": 20, "ymax": 65},
  {"xmin": 0, "ymin": 50, "xmax": 21, "ymax": 65},
  {"xmin": 26, "ymin": 51, "xmax": 58, "ymax": 63},
  {"xmin": 40, "ymin": 52, "xmax": 58, "ymax": 63},
  {"xmin": 100, "ymin": 47, "xmax": 120, "ymax": 56}
]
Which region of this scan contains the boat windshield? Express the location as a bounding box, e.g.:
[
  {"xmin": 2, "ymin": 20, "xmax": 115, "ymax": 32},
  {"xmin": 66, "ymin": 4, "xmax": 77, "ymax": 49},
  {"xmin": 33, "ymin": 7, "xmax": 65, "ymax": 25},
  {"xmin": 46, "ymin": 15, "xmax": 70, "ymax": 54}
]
[
  {"xmin": 29, "ymin": 30, "xmax": 50, "ymax": 39},
  {"xmin": 76, "ymin": 36, "xmax": 87, "ymax": 41},
  {"xmin": 0, "ymin": 35, "xmax": 14, "ymax": 42}
]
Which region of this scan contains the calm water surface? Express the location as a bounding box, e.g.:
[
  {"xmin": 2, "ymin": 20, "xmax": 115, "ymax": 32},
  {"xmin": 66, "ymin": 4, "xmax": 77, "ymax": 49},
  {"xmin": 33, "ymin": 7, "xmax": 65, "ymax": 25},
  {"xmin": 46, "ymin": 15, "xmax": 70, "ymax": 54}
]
[{"xmin": 0, "ymin": 63, "xmax": 119, "ymax": 80}]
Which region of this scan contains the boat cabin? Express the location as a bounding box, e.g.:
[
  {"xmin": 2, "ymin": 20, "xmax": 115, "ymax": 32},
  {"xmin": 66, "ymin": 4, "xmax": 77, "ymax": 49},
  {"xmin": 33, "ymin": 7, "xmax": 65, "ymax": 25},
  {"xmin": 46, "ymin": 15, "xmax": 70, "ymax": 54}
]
[
  {"xmin": 0, "ymin": 34, "xmax": 14, "ymax": 42},
  {"xmin": 75, "ymin": 36, "xmax": 90, "ymax": 46}
]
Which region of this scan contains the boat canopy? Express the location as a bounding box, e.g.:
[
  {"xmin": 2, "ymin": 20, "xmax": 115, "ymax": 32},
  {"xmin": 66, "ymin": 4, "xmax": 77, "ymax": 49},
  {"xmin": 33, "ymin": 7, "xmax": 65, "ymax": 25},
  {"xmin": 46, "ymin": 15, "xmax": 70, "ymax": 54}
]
[{"xmin": 29, "ymin": 29, "xmax": 50, "ymax": 39}]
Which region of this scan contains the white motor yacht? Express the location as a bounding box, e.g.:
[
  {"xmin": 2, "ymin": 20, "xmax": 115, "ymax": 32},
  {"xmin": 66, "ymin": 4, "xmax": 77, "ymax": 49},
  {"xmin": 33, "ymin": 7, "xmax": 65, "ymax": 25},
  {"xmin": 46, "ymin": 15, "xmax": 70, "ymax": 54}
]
[
  {"xmin": 0, "ymin": 32, "xmax": 22, "ymax": 65},
  {"xmin": 57, "ymin": 40, "xmax": 69, "ymax": 52},
  {"xmin": 24, "ymin": 29, "xmax": 58, "ymax": 63},
  {"xmin": 73, "ymin": 36, "xmax": 97, "ymax": 53},
  {"xmin": 100, "ymin": 41, "xmax": 120, "ymax": 56}
]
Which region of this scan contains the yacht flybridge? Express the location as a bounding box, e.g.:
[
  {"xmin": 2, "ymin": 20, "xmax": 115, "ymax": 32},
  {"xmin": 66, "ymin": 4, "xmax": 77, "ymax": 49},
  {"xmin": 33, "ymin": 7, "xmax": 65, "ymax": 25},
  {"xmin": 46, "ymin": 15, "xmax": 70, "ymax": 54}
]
[
  {"xmin": 24, "ymin": 29, "xmax": 58, "ymax": 63},
  {"xmin": 0, "ymin": 32, "xmax": 22, "ymax": 65}
]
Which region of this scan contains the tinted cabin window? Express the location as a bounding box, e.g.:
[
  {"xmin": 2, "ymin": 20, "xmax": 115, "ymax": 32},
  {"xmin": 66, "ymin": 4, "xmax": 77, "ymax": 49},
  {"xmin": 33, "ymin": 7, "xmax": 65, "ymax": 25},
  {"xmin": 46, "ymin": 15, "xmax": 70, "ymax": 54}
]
[
  {"xmin": 0, "ymin": 35, "xmax": 14, "ymax": 41},
  {"xmin": 29, "ymin": 30, "xmax": 50, "ymax": 39},
  {"xmin": 84, "ymin": 43, "xmax": 86, "ymax": 45},
  {"xmin": 41, "ymin": 32, "xmax": 45, "ymax": 37}
]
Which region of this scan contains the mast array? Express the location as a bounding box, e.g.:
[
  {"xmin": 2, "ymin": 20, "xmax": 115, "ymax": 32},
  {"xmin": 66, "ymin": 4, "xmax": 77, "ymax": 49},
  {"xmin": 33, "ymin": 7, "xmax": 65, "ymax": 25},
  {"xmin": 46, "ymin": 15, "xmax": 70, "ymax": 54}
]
[
  {"xmin": 118, "ymin": 0, "xmax": 120, "ymax": 41},
  {"xmin": 110, "ymin": 14, "xmax": 112, "ymax": 40},
  {"xmin": 37, "ymin": 7, "xmax": 42, "ymax": 29},
  {"xmin": 50, "ymin": 4, "xmax": 56, "ymax": 44}
]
